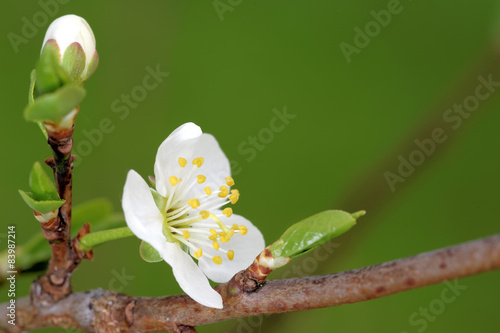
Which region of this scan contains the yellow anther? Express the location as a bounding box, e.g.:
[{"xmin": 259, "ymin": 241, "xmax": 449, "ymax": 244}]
[
  {"xmin": 197, "ymin": 175, "xmax": 207, "ymax": 184},
  {"xmin": 212, "ymin": 256, "xmax": 222, "ymax": 265},
  {"xmin": 209, "ymin": 229, "xmax": 217, "ymax": 236},
  {"xmin": 218, "ymin": 186, "xmax": 229, "ymax": 198},
  {"xmin": 220, "ymin": 236, "xmax": 229, "ymax": 243},
  {"xmin": 212, "ymin": 241, "xmax": 220, "ymax": 251},
  {"xmin": 178, "ymin": 157, "xmax": 187, "ymax": 167},
  {"xmin": 223, "ymin": 207, "xmax": 233, "ymax": 217},
  {"xmin": 225, "ymin": 177, "xmax": 235, "ymax": 186},
  {"xmin": 231, "ymin": 223, "xmax": 240, "ymax": 231},
  {"xmin": 204, "ymin": 187, "xmax": 212, "ymax": 195},
  {"xmin": 231, "ymin": 189, "xmax": 240, "ymax": 195},
  {"xmin": 182, "ymin": 230, "xmax": 190, "ymax": 239},
  {"xmin": 239, "ymin": 225, "xmax": 248, "ymax": 235},
  {"xmin": 226, "ymin": 229, "xmax": 235, "ymax": 239},
  {"xmin": 169, "ymin": 176, "xmax": 179, "ymax": 186},
  {"xmin": 192, "ymin": 157, "xmax": 204, "ymax": 168},
  {"xmin": 188, "ymin": 198, "xmax": 200, "ymax": 209},
  {"xmin": 209, "ymin": 235, "xmax": 217, "ymax": 241},
  {"xmin": 227, "ymin": 250, "xmax": 234, "ymax": 261},
  {"xmin": 200, "ymin": 210, "xmax": 210, "ymax": 219},
  {"xmin": 229, "ymin": 193, "xmax": 239, "ymax": 204},
  {"xmin": 193, "ymin": 248, "xmax": 203, "ymax": 259}
]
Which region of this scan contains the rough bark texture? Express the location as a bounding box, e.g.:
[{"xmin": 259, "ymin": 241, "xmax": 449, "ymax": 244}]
[{"xmin": 2, "ymin": 234, "xmax": 499, "ymax": 333}]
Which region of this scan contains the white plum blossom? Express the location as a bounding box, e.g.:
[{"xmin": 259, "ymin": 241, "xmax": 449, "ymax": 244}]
[{"xmin": 122, "ymin": 123, "xmax": 265, "ymax": 308}]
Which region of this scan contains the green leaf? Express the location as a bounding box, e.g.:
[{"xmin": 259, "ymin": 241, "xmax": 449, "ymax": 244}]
[
  {"xmin": 28, "ymin": 69, "xmax": 48, "ymax": 139},
  {"xmin": 62, "ymin": 42, "xmax": 85, "ymax": 82},
  {"xmin": 139, "ymin": 241, "xmax": 163, "ymax": 263},
  {"xmin": 270, "ymin": 210, "xmax": 363, "ymax": 259},
  {"xmin": 24, "ymin": 83, "xmax": 86, "ymax": 123},
  {"xmin": 18, "ymin": 190, "xmax": 65, "ymax": 214},
  {"xmin": 29, "ymin": 162, "xmax": 59, "ymax": 201}
]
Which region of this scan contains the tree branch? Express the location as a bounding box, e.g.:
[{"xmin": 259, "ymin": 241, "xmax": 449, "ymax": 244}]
[{"xmin": 2, "ymin": 234, "xmax": 499, "ymax": 333}]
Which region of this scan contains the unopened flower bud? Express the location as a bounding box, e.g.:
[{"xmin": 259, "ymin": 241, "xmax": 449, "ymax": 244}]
[{"xmin": 41, "ymin": 14, "xmax": 98, "ymax": 83}]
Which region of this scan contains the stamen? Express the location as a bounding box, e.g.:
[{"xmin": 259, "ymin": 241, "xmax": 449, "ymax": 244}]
[
  {"xmin": 222, "ymin": 207, "xmax": 233, "ymax": 217},
  {"xmin": 239, "ymin": 225, "xmax": 248, "ymax": 235},
  {"xmin": 218, "ymin": 186, "xmax": 229, "ymax": 198},
  {"xmin": 178, "ymin": 157, "xmax": 187, "ymax": 167},
  {"xmin": 229, "ymin": 193, "xmax": 239, "ymax": 204},
  {"xmin": 193, "ymin": 248, "xmax": 203, "ymax": 259},
  {"xmin": 209, "ymin": 229, "xmax": 217, "ymax": 236},
  {"xmin": 219, "ymin": 236, "xmax": 229, "ymax": 243},
  {"xmin": 193, "ymin": 157, "xmax": 204, "ymax": 168},
  {"xmin": 188, "ymin": 198, "xmax": 200, "ymax": 209},
  {"xmin": 204, "ymin": 187, "xmax": 212, "ymax": 195},
  {"xmin": 199, "ymin": 210, "xmax": 210, "ymax": 219},
  {"xmin": 182, "ymin": 230, "xmax": 190, "ymax": 239},
  {"xmin": 227, "ymin": 250, "xmax": 234, "ymax": 261},
  {"xmin": 225, "ymin": 177, "xmax": 235, "ymax": 186},
  {"xmin": 231, "ymin": 223, "xmax": 240, "ymax": 230},
  {"xmin": 169, "ymin": 176, "xmax": 180, "ymax": 186},
  {"xmin": 197, "ymin": 175, "xmax": 207, "ymax": 184},
  {"xmin": 212, "ymin": 256, "xmax": 222, "ymax": 265},
  {"xmin": 213, "ymin": 241, "xmax": 220, "ymax": 250}
]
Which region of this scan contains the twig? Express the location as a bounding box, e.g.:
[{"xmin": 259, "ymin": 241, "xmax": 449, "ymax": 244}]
[
  {"xmin": 35, "ymin": 124, "xmax": 81, "ymax": 302},
  {"xmin": 2, "ymin": 234, "xmax": 498, "ymax": 333}
]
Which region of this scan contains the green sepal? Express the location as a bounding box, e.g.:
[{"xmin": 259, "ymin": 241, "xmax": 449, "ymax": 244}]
[
  {"xmin": 270, "ymin": 210, "xmax": 364, "ymax": 259},
  {"xmin": 139, "ymin": 241, "xmax": 163, "ymax": 263},
  {"xmin": 29, "ymin": 162, "xmax": 59, "ymax": 200},
  {"xmin": 24, "ymin": 83, "xmax": 86, "ymax": 123},
  {"xmin": 18, "ymin": 190, "xmax": 65, "ymax": 214},
  {"xmin": 62, "ymin": 42, "xmax": 85, "ymax": 82},
  {"xmin": 36, "ymin": 40, "xmax": 64, "ymax": 94},
  {"xmin": 151, "ymin": 189, "xmax": 166, "ymax": 212}
]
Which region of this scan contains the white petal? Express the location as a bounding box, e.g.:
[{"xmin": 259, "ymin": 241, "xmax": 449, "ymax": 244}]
[
  {"xmin": 154, "ymin": 123, "xmax": 202, "ymax": 197},
  {"xmin": 122, "ymin": 170, "xmax": 168, "ymax": 255},
  {"xmin": 197, "ymin": 213, "xmax": 265, "ymax": 283},
  {"xmin": 154, "ymin": 123, "xmax": 231, "ymax": 202},
  {"xmin": 168, "ymin": 245, "xmax": 223, "ymax": 308}
]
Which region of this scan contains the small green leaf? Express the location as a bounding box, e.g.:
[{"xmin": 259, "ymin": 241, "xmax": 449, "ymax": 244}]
[
  {"xmin": 29, "ymin": 162, "xmax": 59, "ymax": 201},
  {"xmin": 270, "ymin": 210, "xmax": 363, "ymax": 259},
  {"xmin": 28, "ymin": 69, "xmax": 48, "ymax": 139},
  {"xmin": 139, "ymin": 241, "xmax": 163, "ymax": 263},
  {"xmin": 24, "ymin": 83, "xmax": 86, "ymax": 123},
  {"xmin": 62, "ymin": 42, "xmax": 85, "ymax": 81},
  {"xmin": 18, "ymin": 190, "xmax": 65, "ymax": 214}
]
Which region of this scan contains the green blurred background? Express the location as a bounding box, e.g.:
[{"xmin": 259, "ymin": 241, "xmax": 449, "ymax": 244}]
[{"xmin": 1, "ymin": 0, "xmax": 499, "ymax": 332}]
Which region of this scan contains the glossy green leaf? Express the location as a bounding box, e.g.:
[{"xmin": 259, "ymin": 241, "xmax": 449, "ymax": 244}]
[
  {"xmin": 139, "ymin": 241, "xmax": 163, "ymax": 263},
  {"xmin": 29, "ymin": 162, "xmax": 59, "ymax": 200},
  {"xmin": 270, "ymin": 210, "xmax": 363, "ymax": 259},
  {"xmin": 18, "ymin": 190, "xmax": 65, "ymax": 214},
  {"xmin": 24, "ymin": 83, "xmax": 86, "ymax": 123}
]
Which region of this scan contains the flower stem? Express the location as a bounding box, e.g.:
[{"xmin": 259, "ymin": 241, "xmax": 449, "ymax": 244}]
[{"xmin": 78, "ymin": 227, "xmax": 135, "ymax": 251}]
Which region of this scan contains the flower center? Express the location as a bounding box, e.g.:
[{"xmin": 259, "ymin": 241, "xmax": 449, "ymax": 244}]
[{"xmin": 159, "ymin": 156, "xmax": 246, "ymax": 266}]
